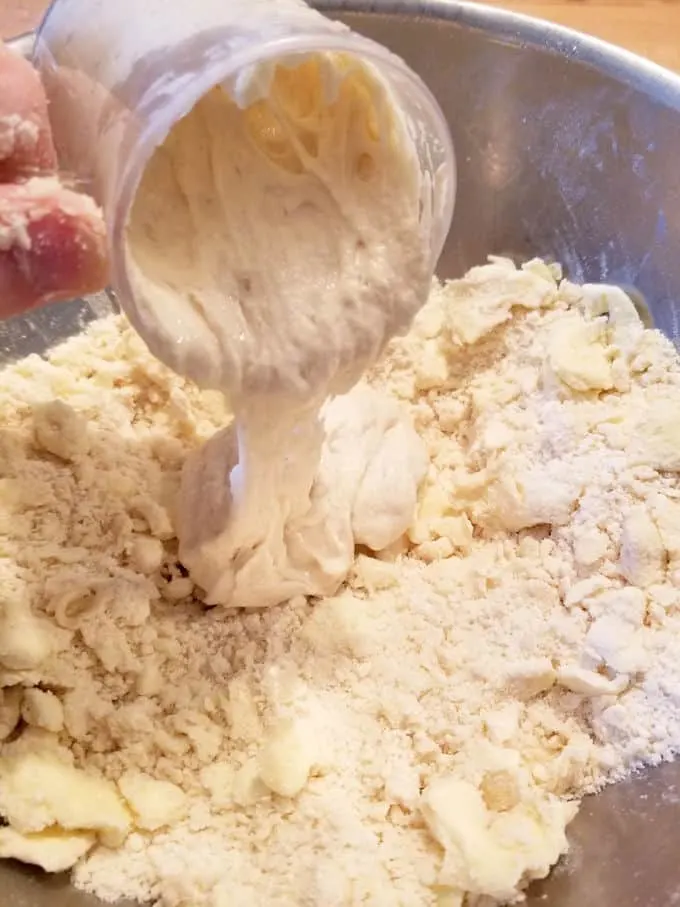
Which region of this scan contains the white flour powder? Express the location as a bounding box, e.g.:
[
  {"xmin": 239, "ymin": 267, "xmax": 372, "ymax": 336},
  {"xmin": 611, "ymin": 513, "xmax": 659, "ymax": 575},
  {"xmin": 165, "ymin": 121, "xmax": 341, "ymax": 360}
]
[{"xmin": 0, "ymin": 258, "xmax": 680, "ymax": 905}]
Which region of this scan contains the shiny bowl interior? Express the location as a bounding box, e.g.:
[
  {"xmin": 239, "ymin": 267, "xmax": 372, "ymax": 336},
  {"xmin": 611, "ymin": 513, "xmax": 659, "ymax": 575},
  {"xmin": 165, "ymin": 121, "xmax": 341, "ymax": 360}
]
[{"xmin": 5, "ymin": 3, "xmax": 680, "ymax": 906}]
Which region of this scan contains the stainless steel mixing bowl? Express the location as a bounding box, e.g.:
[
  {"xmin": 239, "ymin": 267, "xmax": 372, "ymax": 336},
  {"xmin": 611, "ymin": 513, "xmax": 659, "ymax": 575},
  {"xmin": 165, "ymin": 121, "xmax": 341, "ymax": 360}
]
[{"xmin": 4, "ymin": 3, "xmax": 680, "ymax": 905}]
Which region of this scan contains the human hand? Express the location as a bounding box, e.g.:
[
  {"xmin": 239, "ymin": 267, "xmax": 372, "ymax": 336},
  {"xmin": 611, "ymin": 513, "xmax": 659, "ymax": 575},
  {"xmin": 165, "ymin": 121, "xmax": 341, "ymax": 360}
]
[{"xmin": 0, "ymin": 42, "xmax": 109, "ymax": 318}]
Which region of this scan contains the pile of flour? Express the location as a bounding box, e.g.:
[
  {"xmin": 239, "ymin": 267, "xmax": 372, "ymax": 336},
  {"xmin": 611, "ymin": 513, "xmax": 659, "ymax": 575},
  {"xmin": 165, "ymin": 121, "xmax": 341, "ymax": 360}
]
[{"xmin": 0, "ymin": 257, "xmax": 679, "ymax": 905}]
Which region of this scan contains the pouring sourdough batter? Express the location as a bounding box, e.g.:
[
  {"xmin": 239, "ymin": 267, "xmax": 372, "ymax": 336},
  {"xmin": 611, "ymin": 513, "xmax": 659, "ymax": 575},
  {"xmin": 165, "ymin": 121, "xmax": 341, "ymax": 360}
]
[{"xmin": 125, "ymin": 53, "xmax": 433, "ymax": 608}]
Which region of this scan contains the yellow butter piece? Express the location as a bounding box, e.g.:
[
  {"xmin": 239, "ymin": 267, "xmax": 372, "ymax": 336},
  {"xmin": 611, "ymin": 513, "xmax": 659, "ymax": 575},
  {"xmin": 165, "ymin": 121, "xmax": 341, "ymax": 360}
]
[
  {"xmin": 0, "ymin": 825, "xmax": 94, "ymax": 873},
  {"xmin": 421, "ymin": 776, "xmax": 575, "ymax": 899},
  {"xmin": 0, "ymin": 752, "xmax": 131, "ymax": 847},
  {"xmin": 118, "ymin": 771, "xmax": 187, "ymax": 832},
  {"xmin": 548, "ymin": 317, "xmax": 614, "ymax": 393},
  {"xmin": 259, "ymin": 720, "xmax": 314, "ymax": 798}
]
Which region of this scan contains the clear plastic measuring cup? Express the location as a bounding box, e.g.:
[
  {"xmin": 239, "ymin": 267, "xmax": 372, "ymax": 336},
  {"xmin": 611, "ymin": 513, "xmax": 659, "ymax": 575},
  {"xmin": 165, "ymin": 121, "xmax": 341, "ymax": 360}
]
[{"xmin": 33, "ymin": 0, "xmax": 456, "ymax": 349}]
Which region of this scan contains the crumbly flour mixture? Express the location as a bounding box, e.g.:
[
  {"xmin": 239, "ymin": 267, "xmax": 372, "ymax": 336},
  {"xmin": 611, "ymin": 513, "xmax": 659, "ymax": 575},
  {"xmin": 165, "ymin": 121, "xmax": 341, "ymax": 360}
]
[{"xmin": 1, "ymin": 258, "xmax": 680, "ymax": 906}]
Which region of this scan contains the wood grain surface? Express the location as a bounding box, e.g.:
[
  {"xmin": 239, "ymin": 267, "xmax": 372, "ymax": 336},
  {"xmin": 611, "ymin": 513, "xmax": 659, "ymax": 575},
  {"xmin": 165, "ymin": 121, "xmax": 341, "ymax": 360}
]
[
  {"xmin": 1, "ymin": 0, "xmax": 680, "ymax": 72},
  {"xmin": 484, "ymin": 0, "xmax": 680, "ymax": 72}
]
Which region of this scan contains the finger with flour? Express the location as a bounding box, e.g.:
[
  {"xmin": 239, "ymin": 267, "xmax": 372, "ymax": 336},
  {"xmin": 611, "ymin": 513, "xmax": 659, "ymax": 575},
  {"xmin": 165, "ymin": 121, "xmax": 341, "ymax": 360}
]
[
  {"xmin": 0, "ymin": 42, "xmax": 57, "ymax": 182},
  {"xmin": 0, "ymin": 178, "xmax": 109, "ymax": 317}
]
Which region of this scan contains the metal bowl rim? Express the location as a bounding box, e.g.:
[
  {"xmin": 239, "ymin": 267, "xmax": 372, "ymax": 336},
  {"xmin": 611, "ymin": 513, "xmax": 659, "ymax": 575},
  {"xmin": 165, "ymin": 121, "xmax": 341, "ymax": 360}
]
[{"xmin": 10, "ymin": 0, "xmax": 680, "ymax": 108}]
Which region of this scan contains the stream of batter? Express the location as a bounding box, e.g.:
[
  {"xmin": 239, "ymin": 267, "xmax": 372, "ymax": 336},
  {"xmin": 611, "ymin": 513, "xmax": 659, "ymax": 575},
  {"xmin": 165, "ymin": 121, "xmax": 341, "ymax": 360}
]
[{"xmin": 124, "ymin": 53, "xmax": 434, "ymax": 607}]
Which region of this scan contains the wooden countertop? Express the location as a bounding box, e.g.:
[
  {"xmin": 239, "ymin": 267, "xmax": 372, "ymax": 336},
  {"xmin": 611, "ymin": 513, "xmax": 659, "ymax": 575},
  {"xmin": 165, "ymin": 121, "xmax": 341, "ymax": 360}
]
[
  {"xmin": 2, "ymin": 0, "xmax": 680, "ymax": 71},
  {"xmin": 484, "ymin": 0, "xmax": 680, "ymax": 73}
]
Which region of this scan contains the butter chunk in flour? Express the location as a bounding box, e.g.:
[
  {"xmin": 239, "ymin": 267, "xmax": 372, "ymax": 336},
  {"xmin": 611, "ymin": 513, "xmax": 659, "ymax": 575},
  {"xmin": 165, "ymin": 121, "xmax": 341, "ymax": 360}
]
[{"xmin": 0, "ymin": 259, "xmax": 680, "ymax": 906}]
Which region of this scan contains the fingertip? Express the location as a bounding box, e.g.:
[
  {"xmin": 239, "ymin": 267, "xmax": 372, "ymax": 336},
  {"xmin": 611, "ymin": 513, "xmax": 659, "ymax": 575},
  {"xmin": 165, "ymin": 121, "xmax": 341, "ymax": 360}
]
[
  {"xmin": 0, "ymin": 41, "xmax": 57, "ymax": 181},
  {"xmin": 0, "ymin": 180, "xmax": 109, "ymax": 317},
  {"xmin": 25, "ymin": 201, "xmax": 110, "ymax": 305}
]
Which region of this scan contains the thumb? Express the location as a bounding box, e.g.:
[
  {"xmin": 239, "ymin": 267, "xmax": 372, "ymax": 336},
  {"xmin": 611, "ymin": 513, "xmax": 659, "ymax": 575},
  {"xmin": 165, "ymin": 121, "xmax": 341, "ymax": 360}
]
[{"xmin": 0, "ymin": 177, "xmax": 109, "ymax": 317}]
